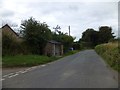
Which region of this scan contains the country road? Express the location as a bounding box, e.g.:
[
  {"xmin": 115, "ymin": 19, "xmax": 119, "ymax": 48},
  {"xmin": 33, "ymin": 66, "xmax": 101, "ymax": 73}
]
[{"xmin": 2, "ymin": 50, "xmax": 118, "ymax": 88}]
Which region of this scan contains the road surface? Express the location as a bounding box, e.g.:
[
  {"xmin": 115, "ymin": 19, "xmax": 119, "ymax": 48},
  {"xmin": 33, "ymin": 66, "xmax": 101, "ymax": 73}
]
[{"xmin": 2, "ymin": 50, "xmax": 118, "ymax": 88}]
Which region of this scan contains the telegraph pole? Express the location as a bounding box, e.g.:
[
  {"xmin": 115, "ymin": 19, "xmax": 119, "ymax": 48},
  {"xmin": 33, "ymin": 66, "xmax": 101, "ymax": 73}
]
[
  {"xmin": 68, "ymin": 26, "xmax": 70, "ymax": 36},
  {"xmin": 53, "ymin": 25, "xmax": 61, "ymax": 33},
  {"xmin": 53, "ymin": 25, "xmax": 61, "ymax": 56}
]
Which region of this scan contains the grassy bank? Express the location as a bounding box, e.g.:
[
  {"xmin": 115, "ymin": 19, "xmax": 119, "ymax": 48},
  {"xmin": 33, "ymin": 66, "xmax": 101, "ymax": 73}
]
[
  {"xmin": 2, "ymin": 50, "xmax": 80, "ymax": 68},
  {"xmin": 95, "ymin": 42, "xmax": 120, "ymax": 72},
  {"xmin": 63, "ymin": 50, "xmax": 80, "ymax": 56},
  {"xmin": 2, "ymin": 55, "xmax": 59, "ymax": 67}
]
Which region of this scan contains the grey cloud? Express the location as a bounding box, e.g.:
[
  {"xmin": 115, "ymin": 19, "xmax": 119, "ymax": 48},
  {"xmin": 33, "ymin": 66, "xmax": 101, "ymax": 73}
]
[
  {"xmin": 24, "ymin": 2, "xmax": 82, "ymax": 15},
  {"xmin": 2, "ymin": 19, "xmax": 18, "ymax": 27},
  {"xmin": 68, "ymin": 5, "xmax": 79, "ymax": 11},
  {"xmin": 1, "ymin": 9, "xmax": 15, "ymax": 17},
  {"xmin": 1, "ymin": 1, "xmax": 118, "ymax": 40},
  {"xmin": 46, "ymin": 3, "xmax": 117, "ymax": 39}
]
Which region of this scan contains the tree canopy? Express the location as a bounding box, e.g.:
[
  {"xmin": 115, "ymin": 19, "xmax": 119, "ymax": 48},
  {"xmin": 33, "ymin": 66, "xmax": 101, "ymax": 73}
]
[
  {"xmin": 80, "ymin": 26, "xmax": 115, "ymax": 48},
  {"xmin": 20, "ymin": 17, "xmax": 75, "ymax": 54},
  {"xmin": 52, "ymin": 30, "xmax": 75, "ymax": 52},
  {"xmin": 81, "ymin": 28, "xmax": 99, "ymax": 46},
  {"xmin": 98, "ymin": 26, "xmax": 115, "ymax": 44},
  {"xmin": 20, "ymin": 17, "xmax": 52, "ymax": 54}
]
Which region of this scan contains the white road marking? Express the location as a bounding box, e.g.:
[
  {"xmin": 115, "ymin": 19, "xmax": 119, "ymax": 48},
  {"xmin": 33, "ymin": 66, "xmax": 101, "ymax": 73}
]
[
  {"xmin": 31, "ymin": 66, "xmax": 38, "ymax": 69},
  {"xmin": 0, "ymin": 79, "xmax": 5, "ymax": 81},
  {"xmin": 21, "ymin": 70, "xmax": 28, "ymax": 74},
  {"xmin": 3, "ymin": 69, "xmax": 31, "ymax": 79},
  {"xmin": 26, "ymin": 68, "xmax": 32, "ymax": 71},
  {"xmin": 8, "ymin": 74, "xmax": 18, "ymax": 78},
  {"xmin": 15, "ymin": 70, "xmax": 23, "ymax": 74},
  {"xmin": 2, "ymin": 64, "xmax": 47, "ymax": 79},
  {"xmin": 3, "ymin": 73, "xmax": 14, "ymax": 78},
  {"xmin": 41, "ymin": 65, "xmax": 46, "ymax": 67}
]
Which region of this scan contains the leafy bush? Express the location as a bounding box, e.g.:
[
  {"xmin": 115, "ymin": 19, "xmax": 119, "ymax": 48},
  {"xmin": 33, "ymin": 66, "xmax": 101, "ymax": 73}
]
[
  {"xmin": 20, "ymin": 17, "xmax": 52, "ymax": 55},
  {"xmin": 2, "ymin": 34, "xmax": 29, "ymax": 56},
  {"xmin": 72, "ymin": 43, "xmax": 81, "ymax": 50},
  {"xmin": 95, "ymin": 42, "xmax": 120, "ymax": 72},
  {"xmin": 63, "ymin": 50, "xmax": 79, "ymax": 56},
  {"xmin": 79, "ymin": 41, "xmax": 94, "ymax": 49}
]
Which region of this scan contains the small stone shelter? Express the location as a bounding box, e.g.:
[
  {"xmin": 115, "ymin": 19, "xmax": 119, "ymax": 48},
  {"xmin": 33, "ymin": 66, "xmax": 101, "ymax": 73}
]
[{"xmin": 44, "ymin": 40, "xmax": 63, "ymax": 56}]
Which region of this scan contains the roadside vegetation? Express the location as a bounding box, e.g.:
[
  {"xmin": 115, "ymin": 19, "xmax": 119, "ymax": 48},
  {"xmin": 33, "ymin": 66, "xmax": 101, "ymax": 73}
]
[
  {"xmin": 95, "ymin": 41, "xmax": 120, "ymax": 72},
  {"xmin": 78, "ymin": 26, "xmax": 115, "ymax": 48},
  {"xmin": 2, "ymin": 55, "xmax": 60, "ymax": 67},
  {"xmin": 2, "ymin": 17, "xmax": 75, "ymax": 56},
  {"xmin": 63, "ymin": 50, "xmax": 80, "ymax": 56},
  {"xmin": 2, "ymin": 17, "xmax": 75, "ymax": 67},
  {"xmin": 2, "ymin": 17, "xmax": 118, "ymax": 68},
  {"xmin": 2, "ymin": 50, "xmax": 80, "ymax": 67}
]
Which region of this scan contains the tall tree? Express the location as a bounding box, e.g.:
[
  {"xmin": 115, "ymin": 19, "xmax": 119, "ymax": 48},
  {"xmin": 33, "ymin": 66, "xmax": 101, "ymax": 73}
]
[
  {"xmin": 80, "ymin": 26, "xmax": 115, "ymax": 48},
  {"xmin": 20, "ymin": 17, "xmax": 52, "ymax": 54},
  {"xmin": 81, "ymin": 28, "xmax": 99, "ymax": 47},
  {"xmin": 52, "ymin": 30, "xmax": 75, "ymax": 52},
  {"xmin": 98, "ymin": 26, "xmax": 115, "ymax": 44}
]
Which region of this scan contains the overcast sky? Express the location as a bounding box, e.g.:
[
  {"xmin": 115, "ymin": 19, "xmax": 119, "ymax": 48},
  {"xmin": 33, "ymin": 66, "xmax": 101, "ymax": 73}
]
[{"xmin": 0, "ymin": 0, "xmax": 119, "ymax": 41}]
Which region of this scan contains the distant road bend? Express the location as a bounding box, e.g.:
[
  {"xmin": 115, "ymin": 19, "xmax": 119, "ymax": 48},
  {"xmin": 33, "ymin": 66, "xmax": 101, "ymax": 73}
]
[{"xmin": 3, "ymin": 50, "xmax": 118, "ymax": 88}]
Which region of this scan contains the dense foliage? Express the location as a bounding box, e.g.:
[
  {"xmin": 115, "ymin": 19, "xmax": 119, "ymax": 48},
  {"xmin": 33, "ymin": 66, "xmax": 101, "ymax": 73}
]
[
  {"xmin": 80, "ymin": 26, "xmax": 115, "ymax": 48},
  {"xmin": 20, "ymin": 17, "xmax": 52, "ymax": 54},
  {"xmin": 98, "ymin": 26, "xmax": 115, "ymax": 44},
  {"xmin": 52, "ymin": 31, "xmax": 75, "ymax": 52},
  {"xmin": 2, "ymin": 33, "xmax": 29, "ymax": 56},
  {"xmin": 3, "ymin": 17, "xmax": 75, "ymax": 56},
  {"xmin": 95, "ymin": 42, "xmax": 120, "ymax": 72}
]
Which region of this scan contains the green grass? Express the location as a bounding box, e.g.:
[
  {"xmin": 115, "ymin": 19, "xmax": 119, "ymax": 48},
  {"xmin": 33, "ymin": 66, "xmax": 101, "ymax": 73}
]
[
  {"xmin": 2, "ymin": 55, "xmax": 59, "ymax": 67},
  {"xmin": 95, "ymin": 42, "xmax": 120, "ymax": 72},
  {"xmin": 2, "ymin": 50, "xmax": 80, "ymax": 68},
  {"xmin": 63, "ymin": 50, "xmax": 80, "ymax": 56}
]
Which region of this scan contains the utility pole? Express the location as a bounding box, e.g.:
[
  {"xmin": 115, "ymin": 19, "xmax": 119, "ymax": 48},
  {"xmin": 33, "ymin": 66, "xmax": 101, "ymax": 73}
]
[
  {"xmin": 53, "ymin": 25, "xmax": 61, "ymax": 33},
  {"xmin": 68, "ymin": 26, "xmax": 70, "ymax": 36},
  {"xmin": 53, "ymin": 25, "xmax": 61, "ymax": 56}
]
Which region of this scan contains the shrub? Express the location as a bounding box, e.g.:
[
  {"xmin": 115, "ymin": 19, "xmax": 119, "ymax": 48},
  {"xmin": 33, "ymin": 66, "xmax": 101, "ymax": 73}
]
[
  {"xmin": 80, "ymin": 41, "xmax": 94, "ymax": 49},
  {"xmin": 95, "ymin": 42, "xmax": 120, "ymax": 72},
  {"xmin": 72, "ymin": 43, "xmax": 81, "ymax": 50},
  {"xmin": 2, "ymin": 34, "xmax": 29, "ymax": 56}
]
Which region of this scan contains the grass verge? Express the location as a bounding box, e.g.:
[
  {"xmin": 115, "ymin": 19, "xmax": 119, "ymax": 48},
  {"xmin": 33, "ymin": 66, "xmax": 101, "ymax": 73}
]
[
  {"xmin": 2, "ymin": 55, "xmax": 60, "ymax": 67},
  {"xmin": 2, "ymin": 50, "xmax": 80, "ymax": 68},
  {"xmin": 95, "ymin": 42, "xmax": 120, "ymax": 72},
  {"xmin": 63, "ymin": 50, "xmax": 80, "ymax": 56}
]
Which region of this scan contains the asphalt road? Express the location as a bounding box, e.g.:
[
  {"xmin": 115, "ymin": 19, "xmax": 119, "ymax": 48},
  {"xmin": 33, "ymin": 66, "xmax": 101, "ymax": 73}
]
[{"xmin": 2, "ymin": 50, "xmax": 118, "ymax": 88}]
